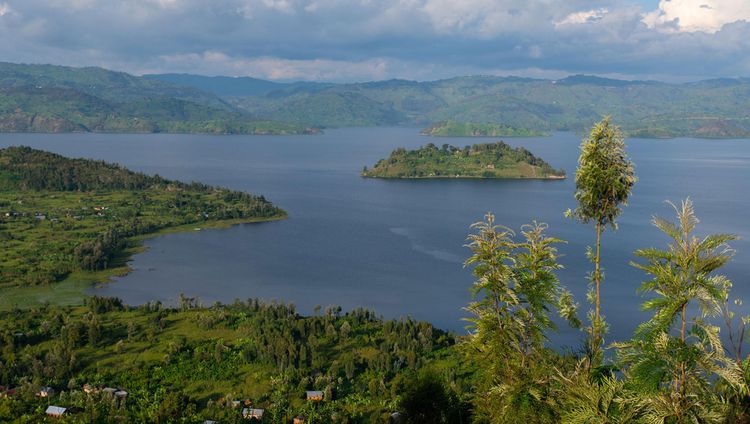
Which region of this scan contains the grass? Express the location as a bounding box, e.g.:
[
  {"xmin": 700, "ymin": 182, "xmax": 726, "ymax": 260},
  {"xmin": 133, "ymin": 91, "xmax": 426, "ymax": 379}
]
[{"xmin": 0, "ymin": 214, "xmax": 286, "ymax": 310}]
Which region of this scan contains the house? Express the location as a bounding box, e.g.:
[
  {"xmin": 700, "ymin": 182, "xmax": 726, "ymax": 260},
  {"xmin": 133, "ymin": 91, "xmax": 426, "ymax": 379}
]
[
  {"xmin": 37, "ymin": 386, "xmax": 55, "ymax": 397},
  {"xmin": 242, "ymin": 408, "xmax": 264, "ymax": 420},
  {"xmin": 45, "ymin": 406, "xmax": 67, "ymax": 417},
  {"xmin": 293, "ymin": 416, "xmax": 305, "ymax": 424},
  {"xmin": 0, "ymin": 387, "xmax": 18, "ymax": 398},
  {"xmin": 305, "ymin": 390, "xmax": 324, "ymax": 401},
  {"xmin": 82, "ymin": 384, "xmax": 98, "ymax": 394},
  {"xmin": 114, "ymin": 390, "xmax": 128, "ymax": 399},
  {"xmin": 102, "ymin": 387, "xmax": 117, "ymax": 396},
  {"xmin": 203, "ymin": 421, "xmax": 218, "ymax": 424},
  {"xmin": 231, "ymin": 400, "xmax": 242, "ymax": 408},
  {"xmin": 35, "ymin": 213, "xmax": 47, "ymax": 220}
]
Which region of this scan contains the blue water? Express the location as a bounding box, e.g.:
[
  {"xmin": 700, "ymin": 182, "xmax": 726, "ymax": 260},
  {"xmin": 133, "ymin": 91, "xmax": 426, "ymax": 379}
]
[{"xmin": 1, "ymin": 128, "xmax": 748, "ymax": 347}]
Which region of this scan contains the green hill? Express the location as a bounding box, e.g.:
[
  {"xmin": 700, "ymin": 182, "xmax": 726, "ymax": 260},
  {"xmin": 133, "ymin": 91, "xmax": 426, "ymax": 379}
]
[
  {"xmin": 0, "ymin": 63, "xmax": 318, "ymax": 134},
  {"xmin": 0, "ymin": 146, "xmax": 285, "ymax": 291},
  {"xmin": 208, "ymin": 74, "xmax": 750, "ymax": 138},
  {"xmin": 362, "ymin": 142, "xmax": 565, "ymax": 179},
  {"xmin": 7, "ymin": 62, "xmax": 750, "ymax": 138}
]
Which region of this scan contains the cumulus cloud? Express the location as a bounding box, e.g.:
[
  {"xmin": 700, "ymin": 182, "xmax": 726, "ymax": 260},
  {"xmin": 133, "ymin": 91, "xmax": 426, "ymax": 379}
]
[
  {"xmin": 643, "ymin": 0, "xmax": 750, "ymax": 33},
  {"xmin": 0, "ymin": 0, "xmax": 748, "ymax": 81},
  {"xmin": 556, "ymin": 8, "xmax": 608, "ymax": 26}
]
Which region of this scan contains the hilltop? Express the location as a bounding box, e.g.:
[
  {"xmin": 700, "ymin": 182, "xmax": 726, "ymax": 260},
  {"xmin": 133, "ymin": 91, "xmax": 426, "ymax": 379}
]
[{"xmin": 362, "ymin": 142, "xmax": 565, "ymax": 179}]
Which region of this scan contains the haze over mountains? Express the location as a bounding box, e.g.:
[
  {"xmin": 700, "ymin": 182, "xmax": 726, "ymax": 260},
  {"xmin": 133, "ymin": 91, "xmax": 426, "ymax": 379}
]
[{"xmin": 2, "ymin": 62, "xmax": 750, "ymax": 138}]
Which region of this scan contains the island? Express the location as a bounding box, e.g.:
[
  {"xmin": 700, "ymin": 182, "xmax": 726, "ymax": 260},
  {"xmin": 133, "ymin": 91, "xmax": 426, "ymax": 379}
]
[
  {"xmin": 362, "ymin": 142, "xmax": 565, "ymax": 179},
  {"xmin": 420, "ymin": 121, "xmax": 546, "ymax": 137},
  {"xmin": 0, "ymin": 146, "xmax": 285, "ymax": 307}
]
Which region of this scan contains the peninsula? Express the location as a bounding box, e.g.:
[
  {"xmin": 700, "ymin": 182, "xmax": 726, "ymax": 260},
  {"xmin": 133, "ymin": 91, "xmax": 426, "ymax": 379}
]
[
  {"xmin": 362, "ymin": 142, "xmax": 565, "ymax": 179},
  {"xmin": 0, "ymin": 146, "xmax": 285, "ymax": 307}
]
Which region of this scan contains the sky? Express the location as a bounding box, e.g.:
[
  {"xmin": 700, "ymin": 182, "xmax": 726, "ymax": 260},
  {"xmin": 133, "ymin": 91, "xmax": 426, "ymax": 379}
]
[{"xmin": 0, "ymin": 0, "xmax": 749, "ymax": 82}]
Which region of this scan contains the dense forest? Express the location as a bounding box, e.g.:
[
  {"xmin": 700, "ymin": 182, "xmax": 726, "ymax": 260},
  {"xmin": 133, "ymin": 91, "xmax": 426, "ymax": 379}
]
[
  {"xmin": 0, "ymin": 146, "xmax": 285, "ymax": 291},
  {"xmin": 362, "ymin": 142, "xmax": 565, "ymax": 179},
  {"xmin": 0, "ymin": 298, "xmax": 470, "ymax": 423},
  {"xmin": 0, "ymin": 63, "xmax": 318, "ymax": 135}
]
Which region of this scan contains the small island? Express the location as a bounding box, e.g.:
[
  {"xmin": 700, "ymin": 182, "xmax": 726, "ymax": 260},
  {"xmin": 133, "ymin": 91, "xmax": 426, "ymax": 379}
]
[
  {"xmin": 421, "ymin": 121, "xmax": 545, "ymax": 137},
  {"xmin": 362, "ymin": 142, "xmax": 565, "ymax": 179}
]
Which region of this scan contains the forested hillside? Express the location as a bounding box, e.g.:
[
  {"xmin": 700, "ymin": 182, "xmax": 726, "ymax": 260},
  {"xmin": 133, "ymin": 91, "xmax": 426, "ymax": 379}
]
[
  {"xmin": 0, "ymin": 298, "xmax": 469, "ymax": 423},
  {"xmin": 5, "ymin": 63, "xmax": 750, "ymax": 138},
  {"xmin": 0, "ymin": 146, "xmax": 285, "ymax": 290},
  {"xmin": 174, "ymin": 73, "xmax": 750, "ymax": 138},
  {"xmin": 0, "ymin": 63, "xmax": 318, "ymax": 135}
]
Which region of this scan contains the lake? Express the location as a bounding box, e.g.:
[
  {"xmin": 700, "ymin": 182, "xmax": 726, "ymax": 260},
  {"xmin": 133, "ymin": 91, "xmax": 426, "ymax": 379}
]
[{"xmin": 1, "ymin": 128, "xmax": 748, "ymax": 347}]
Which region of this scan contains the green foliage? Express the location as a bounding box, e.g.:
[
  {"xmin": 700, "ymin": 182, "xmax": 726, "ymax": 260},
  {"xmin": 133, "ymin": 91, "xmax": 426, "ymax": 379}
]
[
  {"xmin": 0, "ymin": 63, "xmax": 318, "ymax": 135},
  {"xmin": 568, "ymin": 117, "xmax": 636, "ymax": 364},
  {"xmin": 570, "ymin": 118, "xmax": 636, "ymax": 229},
  {"xmin": 0, "ymin": 299, "xmax": 460, "ymax": 423},
  {"xmin": 398, "ymin": 371, "xmax": 469, "ymax": 423},
  {"xmin": 0, "ymin": 147, "xmax": 284, "ymax": 289},
  {"xmin": 221, "ymin": 74, "xmax": 750, "ymax": 138},
  {"xmin": 615, "ymin": 199, "xmax": 743, "ymax": 422},
  {"xmin": 362, "ymin": 142, "xmax": 565, "ymax": 179},
  {"xmin": 463, "ymin": 214, "xmax": 579, "ymax": 422}
]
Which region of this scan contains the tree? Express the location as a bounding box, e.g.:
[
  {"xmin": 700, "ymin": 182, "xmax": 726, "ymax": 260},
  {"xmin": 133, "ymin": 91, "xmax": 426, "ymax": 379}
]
[
  {"xmin": 399, "ymin": 372, "xmax": 466, "ymax": 424},
  {"xmin": 568, "ymin": 117, "xmax": 635, "ymax": 363},
  {"xmin": 617, "ymin": 198, "xmax": 742, "ymax": 422},
  {"xmin": 464, "ymin": 214, "xmax": 578, "ymax": 421}
]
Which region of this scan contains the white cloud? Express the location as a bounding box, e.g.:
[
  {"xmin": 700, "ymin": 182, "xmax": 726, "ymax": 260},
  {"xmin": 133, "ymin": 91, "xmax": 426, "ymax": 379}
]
[
  {"xmin": 555, "ymin": 8, "xmax": 608, "ymax": 26},
  {"xmin": 2, "ymin": 0, "xmax": 750, "ymax": 81},
  {"xmin": 0, "ymin": 2, "xmax": 13, "ymax": 16},
  {"xmin": 158, "ymin": 51, "xmax": 392, "ymax": 81},
  {"xmin": 643, "ymin": 0, "xmax": 750, "ymax": 33}
]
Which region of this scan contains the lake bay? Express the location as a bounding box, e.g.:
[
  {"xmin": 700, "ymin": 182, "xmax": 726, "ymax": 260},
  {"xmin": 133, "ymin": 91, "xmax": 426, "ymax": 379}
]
[{"xmin": 1, "ymin": 128, "xmax": 748, "ymax": 346}]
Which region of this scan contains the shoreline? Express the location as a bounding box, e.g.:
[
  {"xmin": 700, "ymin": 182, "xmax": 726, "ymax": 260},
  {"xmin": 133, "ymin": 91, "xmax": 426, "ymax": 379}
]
[
  {"xmin": 0, "ymin": 213, "xmax": 287, "ymax": 310},
  {"xmin": 361, "ymin": 174, "xmax": 567, "ymax": 180}
]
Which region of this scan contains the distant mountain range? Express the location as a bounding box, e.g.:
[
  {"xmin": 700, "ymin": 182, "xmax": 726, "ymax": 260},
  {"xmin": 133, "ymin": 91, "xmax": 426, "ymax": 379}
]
[
  {"xmin": 2, "ymin": 62, "xmax": 750, "ymax": 137},
  {"xmin": 0, "ymin": 63, "xmax": 318, "ymax": 135},
  {"xmin": 150, "ymin": 72, "xmax": 750, "ymax": 138}
]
